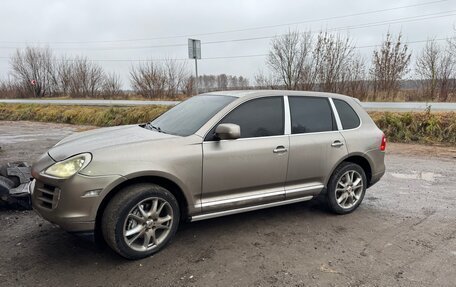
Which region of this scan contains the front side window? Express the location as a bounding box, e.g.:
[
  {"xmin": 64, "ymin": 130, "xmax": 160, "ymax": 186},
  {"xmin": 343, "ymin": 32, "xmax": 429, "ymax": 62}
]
[
  {"xmin": 149, "ymin": 95, "xmax": 235, "ymax": 136},
  {"xmin": 289, "ymin": 96, "xmax": 335, "ymax": 134},
  {"xmin": 333, "ymin": 99, "xmax": 360, "ymax": 129},
  {"xmin": 207, "ymin": 96, "xmax": 284, "ymax": 140}
]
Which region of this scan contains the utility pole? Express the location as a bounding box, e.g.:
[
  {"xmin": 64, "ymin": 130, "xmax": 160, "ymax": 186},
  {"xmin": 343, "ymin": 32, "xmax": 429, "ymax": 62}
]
[
  {"xmin": 194, "ymin": 57, "xmax": 199, "ymax": 95},
  {"xmin": 188, "ymin": 39, "xmax": 201, "ymax": 95}
]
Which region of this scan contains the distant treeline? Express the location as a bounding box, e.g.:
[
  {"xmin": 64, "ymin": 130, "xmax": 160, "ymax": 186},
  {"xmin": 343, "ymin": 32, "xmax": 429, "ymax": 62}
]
[{"xmin": 0, "ymin": 48, "xmax": 249, "ymax": 99}]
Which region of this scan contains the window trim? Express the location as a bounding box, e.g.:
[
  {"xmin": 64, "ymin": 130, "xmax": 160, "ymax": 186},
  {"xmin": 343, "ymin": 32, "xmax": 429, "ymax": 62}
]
[
  {"xmin": 328, "ymin": 98, "xmax": 343, "ymax": 131},
  {"xmin": 286, "ymin": 95, "xmax": 338, "ymax": 135},
  {"xmin": 203, "ymin": 95, "xmax": 286, "ymax": 141},
  {"xmin": 331, "ymin": 98, "xmax": 362, "ymax": 131},
  {"xmin": 284, "ymin": 96, "xmax": 291, "ymax": 135}
]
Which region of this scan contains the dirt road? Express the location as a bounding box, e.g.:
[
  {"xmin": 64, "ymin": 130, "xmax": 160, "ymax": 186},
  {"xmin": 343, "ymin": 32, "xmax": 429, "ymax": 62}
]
[{"xmin": 1, "ymin": 121, "xmax": 455, "ymax": 286}]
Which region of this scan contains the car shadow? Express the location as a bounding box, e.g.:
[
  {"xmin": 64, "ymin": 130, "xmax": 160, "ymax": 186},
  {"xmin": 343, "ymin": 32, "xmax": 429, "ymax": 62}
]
[{"xmin": 32, "ymin": 197, "xmax": 366, "ymax": 264}]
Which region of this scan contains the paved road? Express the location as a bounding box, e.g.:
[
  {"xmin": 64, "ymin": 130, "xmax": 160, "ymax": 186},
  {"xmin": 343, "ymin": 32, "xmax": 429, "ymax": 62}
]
[
  {"xmin": 1, "ymin": 121, "xmax": 455, "ymax": 286},
  {"xmin": 1, "ymin": 98, "xmax": 456, "ymax": 111}
]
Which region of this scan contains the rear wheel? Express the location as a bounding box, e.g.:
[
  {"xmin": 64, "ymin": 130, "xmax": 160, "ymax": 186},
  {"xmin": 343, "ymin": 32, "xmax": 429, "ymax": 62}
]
[
  {"xmin": 326, "ymin": 162, "xmax": 367, "ymax": 214},
  {"xmin": 102, "ymin": 183, "xmax": 180, "ymax": 259}
]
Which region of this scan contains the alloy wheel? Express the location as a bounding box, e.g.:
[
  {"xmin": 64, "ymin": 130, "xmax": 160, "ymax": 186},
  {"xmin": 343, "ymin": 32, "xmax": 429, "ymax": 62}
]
[
  {"xmin": 123, "ymin": 197, "xmax": 174, "ymax": 252},
  {"xmin": 335, "ymin": 170, "xmax": 363, "ymax": 209}
]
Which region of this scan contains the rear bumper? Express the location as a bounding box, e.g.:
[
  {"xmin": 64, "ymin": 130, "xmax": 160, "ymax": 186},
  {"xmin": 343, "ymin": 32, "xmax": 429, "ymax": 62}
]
[
  {"xmin": 364, "ymin": 148, "xmax": 386, "ymax": 188},
  {"xmin": 369, "ymin": 168, "xmax": 385, "ymax": 187}
]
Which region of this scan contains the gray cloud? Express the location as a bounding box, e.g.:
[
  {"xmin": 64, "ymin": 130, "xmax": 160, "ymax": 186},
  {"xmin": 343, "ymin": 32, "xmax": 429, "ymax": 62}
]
[{"xmin": 0, "ymin": 0, "xmax": 455, "ymax": 87}]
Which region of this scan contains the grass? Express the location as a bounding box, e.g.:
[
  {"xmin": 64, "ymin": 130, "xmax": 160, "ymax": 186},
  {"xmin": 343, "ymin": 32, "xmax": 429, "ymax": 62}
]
[
  {"xmin": 0, "ymin": 104, "xmax": 171, "ymax": 126},
  {"xmin": 370, "ymin": 111, "xmax": 456, "ymax": 145},
  {"xmin": 1, "ymin": 103, "xmax": 455, "ymax": 145}
]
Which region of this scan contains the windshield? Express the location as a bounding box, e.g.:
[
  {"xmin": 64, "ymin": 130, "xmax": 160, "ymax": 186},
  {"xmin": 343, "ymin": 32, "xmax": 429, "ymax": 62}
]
[{"xmin": 148, "ymin": 95, "xmax": 236, "ymax": 136}]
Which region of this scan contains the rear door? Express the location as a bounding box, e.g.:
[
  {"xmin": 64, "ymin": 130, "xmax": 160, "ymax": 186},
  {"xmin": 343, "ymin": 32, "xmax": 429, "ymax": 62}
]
[
  {"xmin": 285, "ymin": 96, "xmax": 347, "ymax": 199},
  {"xmin": 201, "ymin": 96, "xmax": 289, "ymax": 212}
]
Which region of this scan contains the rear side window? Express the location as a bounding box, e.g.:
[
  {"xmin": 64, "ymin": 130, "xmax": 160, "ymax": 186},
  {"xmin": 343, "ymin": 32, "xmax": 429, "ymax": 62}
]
[
  {"xmin": 333, "ymin": 99, "xmax": 360, "ymax": 129},
  {"xmin": 289, "ymin": 96, "xmax": 335, "ymax": 134},
  {"xmin": 207, "ymin": 96, "xmax": 284, "ymax": 140}
]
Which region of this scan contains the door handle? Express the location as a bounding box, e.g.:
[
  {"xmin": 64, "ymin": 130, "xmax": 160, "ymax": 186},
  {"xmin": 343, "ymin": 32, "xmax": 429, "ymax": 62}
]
[
  {"xmin": 331, "ymin": 140, "xmax": 344, "ymax": 148},
  {"xmin": 273, "ymin": 146, "xmax": 288, "ymax": 154}
]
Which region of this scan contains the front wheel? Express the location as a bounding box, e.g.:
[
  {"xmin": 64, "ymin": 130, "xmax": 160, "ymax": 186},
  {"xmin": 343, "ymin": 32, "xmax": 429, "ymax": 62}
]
[
  {"xmin": 101, "ymin": 183, "xmax": 180, "ymax": 259},
  {"xmin": 326, "ymin": 162, "xmax": 367, "ymax": 214}
]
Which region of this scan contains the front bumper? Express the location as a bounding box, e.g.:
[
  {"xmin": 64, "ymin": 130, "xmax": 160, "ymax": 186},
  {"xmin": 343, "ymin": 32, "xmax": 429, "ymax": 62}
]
[{"xmin": 31, "ymin": 153, "xmax": 123, "ymax": 232}]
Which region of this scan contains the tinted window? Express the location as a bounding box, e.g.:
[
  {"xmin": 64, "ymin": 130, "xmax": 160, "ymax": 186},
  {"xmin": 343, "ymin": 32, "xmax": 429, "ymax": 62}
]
[
  {"xmin": 289, "ymin": 96, "xmax": 335, "ymax": 134},
  {"xmin": 334, "ymin": 99, "xmax": 360, "ymax": 129},
  {"xmin": 150, "ymin": 95, "xmax": 235, "ymax": 136},
  {"xmin": 207, "ymin": 97, "xmax": 284, "ymax": 140}
]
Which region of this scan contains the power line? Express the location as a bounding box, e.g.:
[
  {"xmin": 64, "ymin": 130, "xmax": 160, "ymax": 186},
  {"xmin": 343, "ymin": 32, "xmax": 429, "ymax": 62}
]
[
  {"xmin": 202, "ymin": 11, "xmax": 456, "ymax": 46},
  {"xmin": 355, "ymin": 37, "xmax": 453, "ymax": 48},
  {"xmin": 0, "ymin": 0, "xmax": 448, "ymax": 45},
  {"xmin": 0, "ymin": 37, "xmax": 453, "ymax": 63},
  {"xmin": 1, "ymin": 10, "xmax": 454, "ymax": 51}
]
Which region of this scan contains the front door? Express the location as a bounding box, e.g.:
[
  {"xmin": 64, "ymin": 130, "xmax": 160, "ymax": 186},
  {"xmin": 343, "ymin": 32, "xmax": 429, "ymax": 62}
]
[{"xmin": 201, "ymin": 96, "xmax": 289, "ymax": 212}]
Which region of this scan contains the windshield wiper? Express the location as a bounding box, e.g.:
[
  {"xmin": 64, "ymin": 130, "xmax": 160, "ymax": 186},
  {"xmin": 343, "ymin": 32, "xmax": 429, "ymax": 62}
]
[{"xmin": 145, "ymin": 122, "xmax": 167, "ymax": 134}]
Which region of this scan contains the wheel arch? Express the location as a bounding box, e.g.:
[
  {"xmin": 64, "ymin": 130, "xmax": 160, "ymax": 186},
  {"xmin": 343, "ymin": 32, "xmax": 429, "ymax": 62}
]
[
  {"xmin": 326, "ymin": 153, "xmax": 373, "ymax": 188},
  {"xmin": 94, "ymin": 174, "xmax": 191, "ymax": 243}
]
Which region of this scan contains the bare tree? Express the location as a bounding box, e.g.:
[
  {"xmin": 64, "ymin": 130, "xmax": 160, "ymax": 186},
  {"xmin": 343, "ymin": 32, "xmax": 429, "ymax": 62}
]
[
  {"xmin": 163, "ymin": 59, "xmax": 188, "ymax": 98},
  {"xmin": 312, "ymin": 32, "xmax": 355, "ymax": 93},
  {"xmin": 436, "ymin": 51, "xmax": 455, "ymax": 101},
  {"xmin": 183, "ymin": 76, "xmax": 196, "ymax": 96},
  {"xmin": 343, "ymin": 54, "xmax": 368, "ymax": 99},
  {"xmin": 54, "ymin": 56, "xmax": 74, "ymax": 96},
  {"xmin": 416, "ymin": 39, "xmax": 440, "ymax": 100},
  {"xmin": 0, "ymin": 77, "xmax": 25, "ymax": 98},
  {"xmin": 130, "ymin": 61, "xmax": 166, "ymax": 98},
  {"xmin": 415, "ymin": 39, "xmax": 456, "ymax": 101},
  {"xmin": 217, "ymin": 74, "xmax": 228, "ymax": 90},
  {"xmin": 254, "ymin": 70, "xmax": 280, "ymax": 89},
  {"xmin": 370, "ymin": 32, "xmax": 411, "ymax": 100},
  {"xmin": 68, "ymin": 57, "xmax": 105, "ymax": 98},
  {"xmin": 101, "ymin": 72, "xmax": 123, "ymax": 99},
  {"xmin": 10, "ymin": 47, "xmax": 56, "ymax": 98},
  {"xmin": 267, "ymin": 31, "xmax": 312, "ymax": 90},
  {"xmin": 237, "ymin": 76, "xmax": 249, "ymax": 88},
  {"xmin": 229, "ymin": 76, "xmax": 238, "ymax": 88}
]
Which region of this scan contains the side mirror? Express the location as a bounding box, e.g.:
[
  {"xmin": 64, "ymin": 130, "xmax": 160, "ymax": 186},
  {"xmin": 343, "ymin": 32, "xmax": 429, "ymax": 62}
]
[{"xmin": 215, "ymin": 123, "xmax": 240, "ymax": 140}]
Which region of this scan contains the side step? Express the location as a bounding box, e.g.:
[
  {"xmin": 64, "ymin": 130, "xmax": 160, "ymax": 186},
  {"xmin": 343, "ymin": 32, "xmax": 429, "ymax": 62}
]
[{"xmin": 190, "ymin": 196, "xmax": 313, "ymax": 222}]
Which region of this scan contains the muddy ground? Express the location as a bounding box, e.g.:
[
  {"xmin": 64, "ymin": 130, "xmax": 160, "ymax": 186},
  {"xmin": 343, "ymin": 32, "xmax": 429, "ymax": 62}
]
[{"xmin": 0, "ymin": 121, "xmax": 455, "ymax": 287}]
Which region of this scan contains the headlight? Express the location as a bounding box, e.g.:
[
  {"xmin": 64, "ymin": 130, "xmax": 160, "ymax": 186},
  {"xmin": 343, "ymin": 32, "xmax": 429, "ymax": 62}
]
[{"xmin": 44, "ymin": 153, "xmax": 92, "ymax": 178}]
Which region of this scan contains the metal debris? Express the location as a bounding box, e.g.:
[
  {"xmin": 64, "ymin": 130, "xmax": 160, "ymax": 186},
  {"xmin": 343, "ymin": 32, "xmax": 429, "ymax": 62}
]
[{"xmin": 0, "ymin": 162, "xmax": 32, "ymax": 210}]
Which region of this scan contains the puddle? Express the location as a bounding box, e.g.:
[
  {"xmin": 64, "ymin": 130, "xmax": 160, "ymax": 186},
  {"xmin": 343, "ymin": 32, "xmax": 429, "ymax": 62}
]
[{"xmin": 390, "ymin": 172, "xmax": 443, "ymax": 182}]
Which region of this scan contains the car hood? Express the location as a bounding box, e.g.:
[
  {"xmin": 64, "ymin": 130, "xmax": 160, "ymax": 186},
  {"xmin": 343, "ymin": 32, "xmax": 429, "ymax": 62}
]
[{"xmin": 48, "ymin": 125, "xmax": 177, "ymax": 161}]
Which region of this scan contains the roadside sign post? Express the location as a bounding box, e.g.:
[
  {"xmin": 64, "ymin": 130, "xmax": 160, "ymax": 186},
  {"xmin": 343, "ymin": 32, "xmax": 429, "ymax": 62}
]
[{"xmin": 188, "ymin": 39, "xmax": 201, "ymax": 95}]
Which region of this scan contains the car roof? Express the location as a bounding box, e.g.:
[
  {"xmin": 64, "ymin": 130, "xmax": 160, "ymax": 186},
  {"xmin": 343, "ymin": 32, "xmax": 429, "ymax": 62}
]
[{"xmin": 205, "ymin": 90, "xmax": 356, "ymax": 101}]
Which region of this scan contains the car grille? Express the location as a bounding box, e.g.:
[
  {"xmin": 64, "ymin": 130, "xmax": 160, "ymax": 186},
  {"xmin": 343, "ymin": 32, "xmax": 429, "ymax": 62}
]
[{"xmin": 36, "ymin": 183, "xmax": 60, "ymax": 210}]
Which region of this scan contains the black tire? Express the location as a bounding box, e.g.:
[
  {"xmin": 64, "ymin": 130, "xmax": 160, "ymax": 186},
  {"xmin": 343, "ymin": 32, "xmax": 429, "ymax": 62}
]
[
  {"xmin": 326, "ymin": 162, "xmax": 367, "ymax": 215},
  {"xmin": 101, "ymin": 183, "xmax": 180, "ymax": 260}
]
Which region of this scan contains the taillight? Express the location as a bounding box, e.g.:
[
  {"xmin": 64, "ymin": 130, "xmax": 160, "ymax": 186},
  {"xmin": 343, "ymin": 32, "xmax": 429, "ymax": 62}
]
[{"xmin": 380, "ymin": 134, "xmax": 387, "ymax": 151}]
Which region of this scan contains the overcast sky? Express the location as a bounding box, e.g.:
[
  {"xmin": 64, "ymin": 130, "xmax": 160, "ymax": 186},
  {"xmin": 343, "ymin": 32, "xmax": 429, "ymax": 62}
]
[{"xmin": 0, "ymin": 0, "xmax": 455, "ymax": 87}]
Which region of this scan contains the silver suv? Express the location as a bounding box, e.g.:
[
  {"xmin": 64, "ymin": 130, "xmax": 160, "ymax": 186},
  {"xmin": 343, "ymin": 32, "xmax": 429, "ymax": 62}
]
[{"xmin": 31, "ymin": 91, "xmax": 386, "ymax": 259}]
